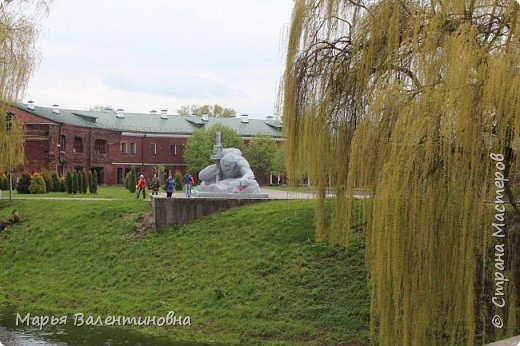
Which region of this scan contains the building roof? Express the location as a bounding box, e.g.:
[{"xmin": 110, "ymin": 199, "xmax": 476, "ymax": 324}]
[{"xmin": 16, "ymin": 104, "xmax": 283, "ymax": 138}]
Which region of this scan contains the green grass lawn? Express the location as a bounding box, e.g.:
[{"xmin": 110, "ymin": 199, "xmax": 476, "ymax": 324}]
[
  {"xmin": 0, "ymin": 198, "xmax": 369, "ymax": 345},
  {"xmin": 261, "ymin": 185, "xmax": 313, "ymax": 193}
]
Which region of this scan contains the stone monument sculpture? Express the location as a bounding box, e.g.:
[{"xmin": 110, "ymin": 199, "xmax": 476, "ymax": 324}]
[{"xmin": 192, "ymin": 132, "xmax": 268, "ymax": 198}]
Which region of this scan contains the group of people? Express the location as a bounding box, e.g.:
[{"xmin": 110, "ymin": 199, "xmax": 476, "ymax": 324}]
[{"xmin": 135, "ymin": 172, "xmax": 194, "ymax": 199}]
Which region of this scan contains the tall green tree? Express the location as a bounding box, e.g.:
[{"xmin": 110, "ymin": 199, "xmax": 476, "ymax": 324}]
[
  {"xmin": 284, "ymin": 0, "xmax": 520, "ymax": 344},
  {"xmin": 272, "ymin": 144, "xmax": 286, "ymax": 178},
  {"xmin": 184, "ymin": 124, "xmax": 244, "ymax": 172},
  {"xmin": 244, "ymin": 134, "xmax": 279, "ymax": 177},
  {"xmin": 177, "ymin": 104, "xmax": 237, "ymax": 117},
  {"xmin": 88, "ymin": 104, "xmax": 114, "ymax": 111}
]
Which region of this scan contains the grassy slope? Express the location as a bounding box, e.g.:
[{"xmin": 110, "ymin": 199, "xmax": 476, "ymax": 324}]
[{"xmin": 0, "ymin": 199, "xmax": 369, "ymax": 345}]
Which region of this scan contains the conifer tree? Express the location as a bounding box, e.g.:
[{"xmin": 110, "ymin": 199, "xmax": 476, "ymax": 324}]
[
  {"xmin": 72, "ymin": 171, "xmax": 78, "ymax": 194},
  {"xmin": 65, "ymin": 171, "xmax": 73, "ymax": 194}
]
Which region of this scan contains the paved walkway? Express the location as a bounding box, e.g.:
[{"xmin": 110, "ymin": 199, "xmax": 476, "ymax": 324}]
[
  {"xmin": 1, "ymin": 188, "xmax": 372, "ymax": 201},
  {"xmin": 150, "ymin": 189, "xmax": 334, "ymax": 200},
  {"xmin": 484, "ymin": 335, "xmax": 520, "ymax": 346},
  {"xmin": 3, "ymin": 197, "xmax": 122, "ymax": 201}
]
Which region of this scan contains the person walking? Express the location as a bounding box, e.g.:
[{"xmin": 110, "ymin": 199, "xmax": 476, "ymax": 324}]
[
  {"xmin": 136, "ymin": 174, "xmax": 146, "ymax": 199},
  {"xmin": 165, "ymin": 175, "xmax": 176, "ymax": 198},
  {"xmin": 151, "ymin": 173, "xmax": 160, "ymax": 196},
  {"xmin": 183, "ymin": 172, "xmax": 193, "ymax": 198}
]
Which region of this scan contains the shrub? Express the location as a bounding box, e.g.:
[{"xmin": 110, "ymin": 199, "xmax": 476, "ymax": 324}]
[
  {"xmin": 28, "ymin": 173, "xmax": 47, "ymax": 194},
  {"xmin": 0, "ymin": 174, "xmax": 16, "ymax": 190},
  {"xmin": 9, "ymin": 174, "xmax": 16, "ymax": 190},
  {"xmin": 40, "ymin": 170, "xmax": 53, "ymax": 193},
  {"xmin": 72, "ymin": 171, "xmax": 78, "ymax": 194},
  {"xmin": 0, "ymin": 174, "xmax": 6, "ymax": 190},
  {"xmin": 77, "ymin": 171, "xmax": 83, "ymax": 194},
  {"xmin": 82, "ymin": 171, "xmax": 88, "ymax": 194},
  {"xmin": 89, "ymin": 171, "xmax": 98, "ymax": 194},
  {"xmin": 93, "ymin": 171, "xmax": 99, "ymax": 193},
  {"xmin": 128, "ymin": 169, "xmax": 137, "ymax": 193},
  {"xmin": 87, "ymin": 171, "xmax": 93, "ymax": 193},
  {"xmin": 174, "ymin": 171, "xmax": 183, "ymax": 191},
  {"xmin": 51, "ymin": 171, "xmax": 61, "ymax": 192},
  {"xmin": 65, "ymin": 171, "xmax": 73, "ymax": 194},
  {"xmin": 16, "ymin": 172, "xmax": 31, "ymax": 194},
  {"xmin": 59, "ymin": 176, "xmax": 66, "ymax": 192},
  {"xmin": 125, "ymin": 171, "xmax": 130, "ymax": 190}
]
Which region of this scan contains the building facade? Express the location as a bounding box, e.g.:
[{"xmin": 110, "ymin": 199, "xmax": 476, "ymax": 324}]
[{"xmin": 14, "ymin": 103, "xmax": 283, "ymax": 185}]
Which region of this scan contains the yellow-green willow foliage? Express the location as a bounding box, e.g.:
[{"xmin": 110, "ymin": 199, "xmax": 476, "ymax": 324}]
[
  {"xmin": 283, "ymin": 0, "xmax": 519, "ymax": 344},
  {"xmin": 0, "ymin": 114, "xmax": 24, "ymax": 170},
  {"xmin": 0, "ymin": 0, "xmax": 51, "ymax": 172}
]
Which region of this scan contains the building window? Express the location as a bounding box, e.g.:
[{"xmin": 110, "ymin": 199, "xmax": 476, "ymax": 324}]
[
  {"xmin": 169, "ymin": 144, "xmax": 176, "ymax": 156},
  {"xmin": 130, "ymin": 142, "xmax": 136, "ymax": 154},
  {"xmin": 121, "ymin": 142, "xmax": 127, "ymax": 154},
  {"xmin": 149, "ymin": 143, "xmax": 157, "ymax": 155},
  {"xmin": 60, "ymin": 135, "xmax": 66, "ymax": 151},
  {"xmin": 94, "ymin": 139, "xmax": 107, "ymax": 154},
  {"xmin": 73, "ymin": 137, "xmax": 83, "ymax": 153}
]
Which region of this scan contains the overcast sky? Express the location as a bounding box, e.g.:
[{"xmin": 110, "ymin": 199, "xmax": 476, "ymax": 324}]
[{"xmin": 25, "ymin": 0, "xmax": 294, "ymax": 119}]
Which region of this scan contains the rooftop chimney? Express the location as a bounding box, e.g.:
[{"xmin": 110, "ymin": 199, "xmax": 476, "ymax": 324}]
[
  {"xmin": 116, "ymin": 108, "xmax": 125, "ymax": 118},
  {"xmin": 241, "ymin": 114, "xmax": 249, "ymax": 123},
  {"xmin": 52, "ymin": 104, "xmax": 60, "ymax": 114},
  {"xmin": 201, "ymin": 113, "xmax": 209, "ymax": 122},
  {"xmin": 27, "ymin": 100, "xmax": 35, "ymax": 110},
  {"xmin": 160, "ymin": 109, "xmax": 168, "ymax": 119}
]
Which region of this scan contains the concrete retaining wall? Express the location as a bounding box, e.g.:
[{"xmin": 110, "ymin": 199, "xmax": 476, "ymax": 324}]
[{"xmin": 152, "ymin": 197, "xmax": 269, "ymax": 230}]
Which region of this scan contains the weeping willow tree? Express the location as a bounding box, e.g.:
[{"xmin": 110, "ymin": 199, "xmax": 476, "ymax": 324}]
[
  {"xmin": 0, "ymin": 0, "xmax": 51, "ymax": 172},
  {"xmin": 283, "ymin": 0, "xmax": 519, "ymax": 344}
]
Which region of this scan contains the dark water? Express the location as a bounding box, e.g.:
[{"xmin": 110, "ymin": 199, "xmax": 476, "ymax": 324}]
[{"xmin": 0, "ymin": 307, "xmax": 211, "ymax": 346}]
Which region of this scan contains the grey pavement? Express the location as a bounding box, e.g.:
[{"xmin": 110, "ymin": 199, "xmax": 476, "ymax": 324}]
[
  {"xmin": 153, "ymin": 188, "xmax": 370, "ymax": 200},
  {"xmin": 1, "ymin": 188, "xmax": 370, "ymax": 201},
  {"xmin": 2, "ymin": 197, "xmax": 122, "ymax": 201},
  {"xmin": 484, "ymin": 335, "xmax": 520, "ymax": 346},
  {"xmin": 152, "ymin": 189, "xmax": 327, "ymax": 200}
]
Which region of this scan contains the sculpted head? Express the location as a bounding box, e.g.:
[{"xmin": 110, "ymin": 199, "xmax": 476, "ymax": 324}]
[{"xmin": 221, "ymin": 153, "xmax": 238, "ymax": 177}]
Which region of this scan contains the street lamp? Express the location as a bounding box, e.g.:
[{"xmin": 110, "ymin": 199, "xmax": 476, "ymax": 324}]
[{"xmin": 6, "ymin": 111, "xmax": 15, "ymax": 201}]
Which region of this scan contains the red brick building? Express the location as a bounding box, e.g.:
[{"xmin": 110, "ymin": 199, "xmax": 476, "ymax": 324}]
[{"xmin": 14, "ymin": 102, "xmax": 283, "ymax": 185}]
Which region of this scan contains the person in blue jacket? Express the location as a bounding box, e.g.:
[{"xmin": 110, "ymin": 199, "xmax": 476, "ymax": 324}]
[
  {"xmin": 165, "ymin": 175, "xmax": 176, "ymax": 198},
  {"xmin": 183, "ymin": 172, "xmax": 193, "ymax": 197}
]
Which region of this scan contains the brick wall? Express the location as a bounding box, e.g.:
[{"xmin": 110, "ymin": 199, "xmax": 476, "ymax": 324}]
[
  {"xmin": 14, "ymin": 108, "xmax": 191, "ymax": 184},
  {"xmin": 14, "ymin": 108, "xmax": 283, "ymax": 186}
]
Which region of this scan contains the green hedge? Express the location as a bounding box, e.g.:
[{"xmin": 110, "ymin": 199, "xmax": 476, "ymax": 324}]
[
  {"xmin": 28, "ymin": 173, "xmax": 47, "ymax": 194},
  {"xmin": 16, "ymin": 172, "xmax": 32, "ymax": 194}
]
